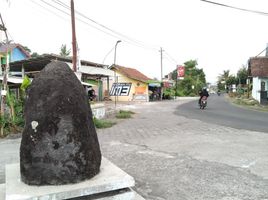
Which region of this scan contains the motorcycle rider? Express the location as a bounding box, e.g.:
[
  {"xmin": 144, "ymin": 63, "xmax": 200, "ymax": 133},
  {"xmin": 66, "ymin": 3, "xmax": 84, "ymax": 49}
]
[
  {"xmin": 198, "ymin": 87, "xmax": 209, "ymax": 105},
  {"xmin": 217, "ymin": 89, "xmax": 221, "ymax": 96}
]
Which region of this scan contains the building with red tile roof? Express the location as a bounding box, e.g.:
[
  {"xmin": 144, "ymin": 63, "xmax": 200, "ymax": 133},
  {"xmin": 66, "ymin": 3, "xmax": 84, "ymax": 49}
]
[
  {"xmin": 113, "ymin": 65, "xmax": 152, "ymax": 83},
  {"xmin": 107, "ymin": 65, "xmax": 153, "ymax": 102}
]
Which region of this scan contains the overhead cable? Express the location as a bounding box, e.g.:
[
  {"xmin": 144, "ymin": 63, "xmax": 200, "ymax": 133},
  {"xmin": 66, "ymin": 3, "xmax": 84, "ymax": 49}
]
[
  {"xmin": 200, "ymin": 0, "xmax": 268, "ymax": 16},
  {"xmin": 50, "ymin": 0, "xmax": 159, "ymax": 51}
]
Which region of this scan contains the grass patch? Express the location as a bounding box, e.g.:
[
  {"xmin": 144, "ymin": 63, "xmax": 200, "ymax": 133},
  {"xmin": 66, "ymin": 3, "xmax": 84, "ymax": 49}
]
[
  {"xmin": 116, "ymin": 110, "xmax": 135, "ymax": 119},
  {"xmin": 93, "ymin": 117, "xmax": 116, "ymax": 129}
]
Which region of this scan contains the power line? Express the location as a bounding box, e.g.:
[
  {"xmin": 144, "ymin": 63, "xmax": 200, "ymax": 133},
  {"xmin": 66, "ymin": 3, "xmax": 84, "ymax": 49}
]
[
  {"xmin": 34, "ymin": 0, "xmax": 123, "ymax": 41},
  {"xmin": 200, "ymin": 0, "xmax": 268, "ymax": 16},
  {"xmin": 32, "ymin": 0, "xmax": 180, "ymax": 71},
  {"xmin": 163, "ymin": 51, "xmax": 178, "ymax": 64},
  {"xmin": 49, "ymin": 0, "xmax": 159, "ymax": 51},
  {"xmin": 29, "ymin": 0, "xmax": 69, "ymax": 22}
]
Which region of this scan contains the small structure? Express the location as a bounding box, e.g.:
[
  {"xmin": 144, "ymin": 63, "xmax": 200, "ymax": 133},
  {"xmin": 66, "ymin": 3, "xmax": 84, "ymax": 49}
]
[
  {"xmin": 7, "ymin": 54, "xmax": 114, "ymax": 101},
  {"xmin": 249, "ymin": 57, "xmax": 268, "ymax": 105},
  {"xmin": 108, "ymin": 65, "xmax": 152, "ymax": 102},
  {"xmin": 0, "ymin": 43, "xmax": 31, "ymax": 65},
  {"xmin": 0, "ymin": 43, "xmax": 30, "ymax": 75}
]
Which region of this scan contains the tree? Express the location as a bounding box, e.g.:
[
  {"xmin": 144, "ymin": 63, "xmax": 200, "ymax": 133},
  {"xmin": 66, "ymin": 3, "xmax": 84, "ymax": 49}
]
[
  {"xmin": 60, "ymin": 44, "xmax": 71, "ymax": 57},
  {"xmin": 226, "ymin": 75, "xmax": 237, "ymax": 86},
  {"xmin": 31, "ymin": 52, "xmax": 39, "ymax": 58},
  {"xmin": 237, "ymin": 66, "xmax": 248, "ymax": 85},
  {"xmin": 217, "ymin": 70, "xmax": 230, "ymax": 90},
  {"xmin": 171, "ymin": 59, "xmax": 207, "ymax": 96}
]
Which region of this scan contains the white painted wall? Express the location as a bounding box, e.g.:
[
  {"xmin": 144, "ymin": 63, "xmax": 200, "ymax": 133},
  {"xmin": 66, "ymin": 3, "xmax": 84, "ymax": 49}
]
[
  {"xmin": 252, "ymin": 77, "xmax": 261, "ymax": 102},
  {"xmin": 252, "ymin": 77, "xmax": 268, "ymax": 102}
]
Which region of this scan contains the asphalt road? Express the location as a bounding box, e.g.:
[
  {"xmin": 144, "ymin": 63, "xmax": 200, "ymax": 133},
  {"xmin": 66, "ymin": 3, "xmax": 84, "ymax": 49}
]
[{"xmin": 176, "ymin": 94, "xmax": 268, "ymax": 133}]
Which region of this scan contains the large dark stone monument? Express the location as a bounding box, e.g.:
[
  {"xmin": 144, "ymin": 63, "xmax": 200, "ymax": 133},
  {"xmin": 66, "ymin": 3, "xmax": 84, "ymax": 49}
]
[{"xmin": 20, "ymin": 61, "xmax": 101, "ymax": 185}]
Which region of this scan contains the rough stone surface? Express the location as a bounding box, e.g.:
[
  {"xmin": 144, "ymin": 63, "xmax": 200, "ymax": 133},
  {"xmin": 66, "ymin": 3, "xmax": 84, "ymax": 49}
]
[{"xmin": 20, "ymin": 61, "xmax": 101, "ymax": 185}]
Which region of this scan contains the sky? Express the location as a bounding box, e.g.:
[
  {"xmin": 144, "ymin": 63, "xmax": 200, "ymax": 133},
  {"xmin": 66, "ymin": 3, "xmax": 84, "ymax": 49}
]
[{"xmin": 1, "ymin": 0, "xmax": 268, "ymax": 84}]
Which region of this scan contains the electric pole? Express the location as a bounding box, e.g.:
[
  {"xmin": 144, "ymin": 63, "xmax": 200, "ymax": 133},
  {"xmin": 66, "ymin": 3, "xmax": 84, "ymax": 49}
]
[
  {"xmin": 160, "ymin": 47, "xmax": 163, "ymax": 100},
  {"xmin": 0, "ymin": 13, "xmax": 8, "ymax": 40},
  {"xmin": 0, "ymin": 13, "xmax": 9, "ymax": 136},
  {"xmin": 160, "ymin": 47, "xmax": 163, "ymax": 81},
  {"xmin": 71, "ymin": 0, "xmax": 77, "ymax": 72}
]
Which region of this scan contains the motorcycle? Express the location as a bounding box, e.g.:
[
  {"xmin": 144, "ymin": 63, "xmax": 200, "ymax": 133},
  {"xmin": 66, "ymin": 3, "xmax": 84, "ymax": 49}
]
[
  {"xmin": 200, "ymin": 96, "xmax": 207, "ymax": 109},
  {"xmin": 217, "ymin": 91, "xmax": 221, "ymax": 96}
]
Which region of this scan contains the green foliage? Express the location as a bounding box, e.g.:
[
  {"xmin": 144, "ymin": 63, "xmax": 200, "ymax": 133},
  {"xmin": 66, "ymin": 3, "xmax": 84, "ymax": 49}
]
[
  {"xmin": 31, "ymin": 52, "xmax": 39, "ymax": 58},
  {"xmin": 60, "ymin": 44, "xmax": 71, "ymax": 57},
  {"xmin": 218, "ymin": 66, "xmax": 249, "ymax": 93},
  {"xmin": 116, "ymin": 110, "xmax": 135, "ymax": 119},
  {"xmin": 226, "ymin": 75, "xmax": 237, "ymax": 86},
  {"xmin": 93, "ymin": 117, "xmax": 116, "ymax": 129},
  {"xmin": 237, "ymin": 66, "xmax": 248, "ymax": 85},
  {"xmin": 0, "ymin": 114, "xmax": 12, "ymax": 136},
  {"xmin": 172, "ymin": 60, "xmax": 207, "ymax": 96},
  {"xmin": 0, "ymin": 90, "xmax": 24, "ymax": 136},
  {"xmin": 163, "ymin": 88, "xmax": 175, "ymax": 99},
  {"xmin": 20, "ymin": 75, "xmax": 31, "ymax": 91}
]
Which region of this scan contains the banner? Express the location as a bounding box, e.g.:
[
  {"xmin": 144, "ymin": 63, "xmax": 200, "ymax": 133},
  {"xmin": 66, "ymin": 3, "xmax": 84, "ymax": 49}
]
[
  {"xmin": 109, "ymin": 83, "xmax": 132, "ymax": 96},
  {"xmin": 177, "ymin": 65, "xmax": 185, "ymax": 78}
]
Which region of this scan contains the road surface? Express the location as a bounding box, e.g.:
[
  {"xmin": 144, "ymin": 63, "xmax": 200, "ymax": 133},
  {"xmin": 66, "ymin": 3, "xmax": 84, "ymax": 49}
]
[{"xmin": 176, "ymin": 94, "xmax": 268, "ymax": 133}]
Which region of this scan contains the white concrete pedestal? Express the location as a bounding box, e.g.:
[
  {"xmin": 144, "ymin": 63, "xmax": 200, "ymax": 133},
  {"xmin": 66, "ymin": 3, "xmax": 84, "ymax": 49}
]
[{"xmin": 3, "ymin": 157, "xmax": 144, "ymax": 200}]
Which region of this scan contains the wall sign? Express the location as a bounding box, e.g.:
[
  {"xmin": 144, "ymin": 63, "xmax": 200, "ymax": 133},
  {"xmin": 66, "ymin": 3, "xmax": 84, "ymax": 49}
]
[
  {"xmin": 110, "ymin": 83, "xmax": 132, "ymax": 96},
  {"xmin": 177, "ymin": 65, "xmax": 185, "ymax": 79}
]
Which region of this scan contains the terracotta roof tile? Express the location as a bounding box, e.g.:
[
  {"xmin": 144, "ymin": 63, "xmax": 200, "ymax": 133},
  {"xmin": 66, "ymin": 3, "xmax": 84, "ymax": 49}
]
[{"xmin": 115, "ymin": 65, "xmax": 152, "ymax": 83}]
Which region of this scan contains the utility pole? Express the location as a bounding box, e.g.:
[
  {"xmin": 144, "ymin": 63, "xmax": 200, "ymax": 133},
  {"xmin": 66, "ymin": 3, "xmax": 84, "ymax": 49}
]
[
  {"xmin": 160, "ymin": 47, "xmax": 163, "ymax": 100},
  {"xmin": 160, "ymin": 47, "xmax": 163, "ymax": 81},
  {"xmin": 71, "ymin": 0, "xmax": 77, "ymax": 72},
  {"xmin": 0, "ymin": 13, "xmax": 9, "ymax": 137},
  {"xmin": 0, "ymin": 14, "xmax": 8, "ymax": 40}
]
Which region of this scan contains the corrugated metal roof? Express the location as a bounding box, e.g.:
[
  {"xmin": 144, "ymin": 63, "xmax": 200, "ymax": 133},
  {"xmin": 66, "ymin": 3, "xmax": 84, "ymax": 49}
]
[
  {"xmin": 9, "ymin": 54, "xmax": 108, "ymax": 74},
  {"xmin": 0, "ymin": 76, "xmax": 95, "ymax": 86},
  {"xmin": 65, "ymin": 62, "xmax": 114, "ymax": 76}
]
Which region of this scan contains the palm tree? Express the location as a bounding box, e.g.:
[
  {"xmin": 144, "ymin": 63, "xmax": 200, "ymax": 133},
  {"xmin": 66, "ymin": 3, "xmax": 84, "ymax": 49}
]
[
  {"xmin": 60, "ymin": 44, "xmax": 71, "ymax": 57},
  {"xmin": 220, "ymin": 70, "xmax": 230, "ymax": 82}
]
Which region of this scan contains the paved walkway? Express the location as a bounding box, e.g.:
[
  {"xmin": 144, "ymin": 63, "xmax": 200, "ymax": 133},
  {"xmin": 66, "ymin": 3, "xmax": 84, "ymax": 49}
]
[{"xmin": 1, "ymin": 100, "xmax": 268, "ymax": 199}]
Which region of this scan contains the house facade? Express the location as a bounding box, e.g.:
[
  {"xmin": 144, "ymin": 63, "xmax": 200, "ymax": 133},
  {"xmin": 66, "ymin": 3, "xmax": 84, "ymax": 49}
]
[
  {"xmin": 0, "ymin": 43, "xmax": 30, "ymax": 64},
  {"xmin": 249, "ymin": 57, "xmax": 268, "ymax": 104},
  {"xmin": 105, "ymin": 65, "xmax": 151, "ymax": 102},
  {"xmin": 0, "ymin": 43, "xmax": 31, "ymax": 75}
]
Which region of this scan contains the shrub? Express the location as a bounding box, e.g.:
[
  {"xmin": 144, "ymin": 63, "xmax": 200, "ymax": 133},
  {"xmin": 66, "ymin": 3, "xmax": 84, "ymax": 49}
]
[
  {"xmin": 116, "ymin": 110, "xmax": 135, "ymax": 119},
  {"xmin": 93, "ymin": 117, "xmax": 116, "ymax": 129}
]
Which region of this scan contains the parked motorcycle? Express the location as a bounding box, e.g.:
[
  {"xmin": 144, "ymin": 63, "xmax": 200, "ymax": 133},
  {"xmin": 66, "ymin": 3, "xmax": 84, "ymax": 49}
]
[{"xmin": 200, "ymin": 96, "xmax": 207, "ymax": 109}]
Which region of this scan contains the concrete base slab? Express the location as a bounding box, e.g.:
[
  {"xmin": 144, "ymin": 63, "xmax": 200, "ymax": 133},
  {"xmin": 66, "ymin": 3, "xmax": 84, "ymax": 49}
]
[
  {"xmin": 0, "ymin": 184, "xmax": 5, "ymax": 200},
  {"xmin": 70, "ymin": 188, "xmax": 145, "ymax": 200},
  {"xmin": 5, "ymin": 157, "xmax": 136, "ymax": 200}
]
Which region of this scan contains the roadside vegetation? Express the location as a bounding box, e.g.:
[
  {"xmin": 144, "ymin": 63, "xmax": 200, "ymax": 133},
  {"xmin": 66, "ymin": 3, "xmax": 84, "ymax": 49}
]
[
  {"xmin": 168, "ymin": 60, "xmax": 207, "ymax": 98},
  {"xmin": 93, "ymin": 117, "xmax": 116, "ymax": 129},
  {"xmin": 228, "ymin": 92, "xmax": 268, "ymax": 112},
  {"xmin": 93, "ymin": 110, "xmax": 135, "ymax": 129},
  {"xmin": 0, "ymin": 76, "xmax": 30, "ymax": 137},
  {"xmin": 116, "ymin": 110, "xmax": 135, "ymax": 119},
  {"xmin": 217, "ymin": 66, "xmax": 268, "ymax": 112}
]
